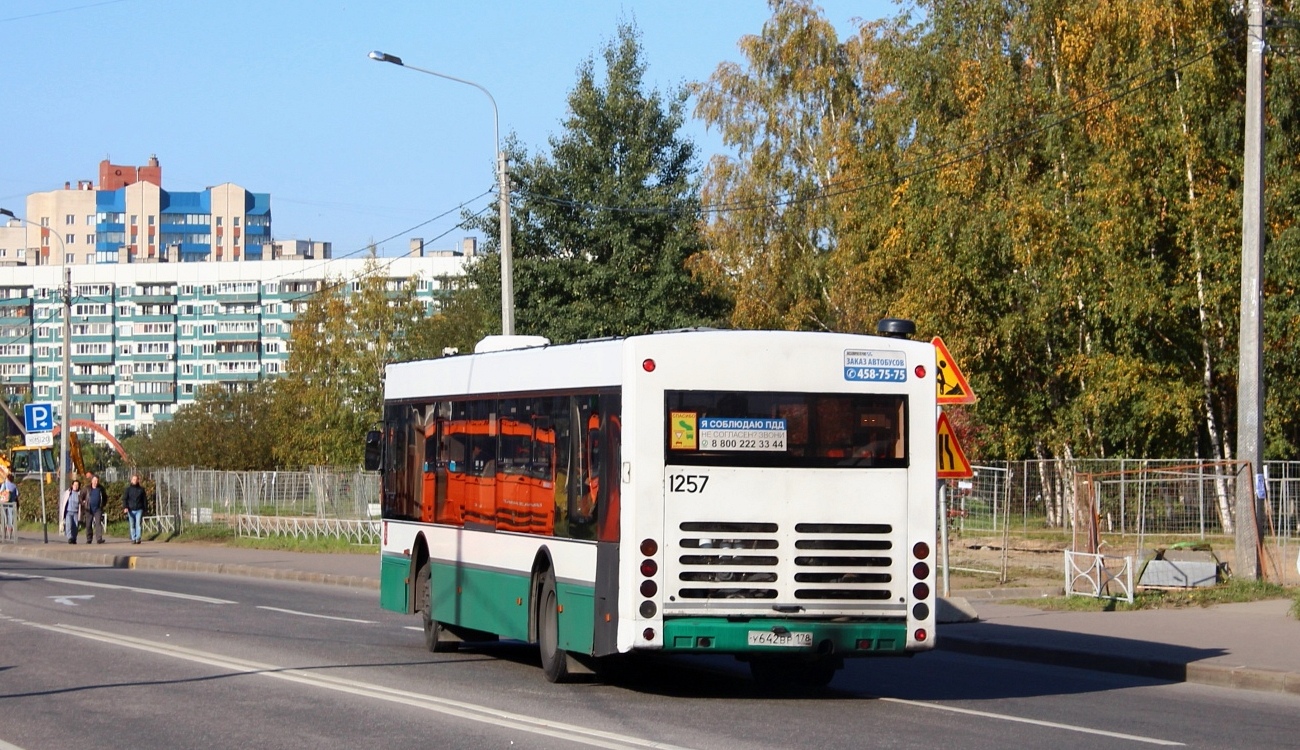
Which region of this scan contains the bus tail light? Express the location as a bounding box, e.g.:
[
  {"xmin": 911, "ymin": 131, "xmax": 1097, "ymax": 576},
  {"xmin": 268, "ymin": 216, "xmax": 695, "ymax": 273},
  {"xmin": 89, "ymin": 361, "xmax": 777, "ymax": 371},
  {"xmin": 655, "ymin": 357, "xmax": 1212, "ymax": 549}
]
[
  {"xmin": 913, "ymin": 541, "xmax": 930, "ymax": 560},
  {"xmin": 640, "ymin": 559, "xmax": 658, "ymax": 577},
  {"xmin": 640, "ymin": 538, "xmax": 658, "ymax": 556},
  {"xmin": 643, "ymin": 627, "xmax": 655, "ymax": 641},
  {"xmin": 914, "ymin": 628, "xmax": 928, "ymax": 642},
  {"xmin": 912, "ymin": 561, "xmax": 930, "ymax": 579},
  {"xmin": 642, "ymin": 359, "xmax": 656, "ymax": 372},
  {"xmin": 913, "ymin": 581, "xmax": 929, "ymax": 600},
  {"xmin": 914, "ymin": 365, "xmax": 927, "ymax": 379}
]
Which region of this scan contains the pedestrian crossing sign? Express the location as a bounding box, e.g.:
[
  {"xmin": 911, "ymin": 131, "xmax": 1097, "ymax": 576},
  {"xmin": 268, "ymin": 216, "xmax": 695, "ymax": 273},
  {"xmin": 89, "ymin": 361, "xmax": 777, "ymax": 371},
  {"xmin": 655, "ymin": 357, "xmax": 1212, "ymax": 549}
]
[
  {"xmin": 936, "ymin": 411, "xmax": 973, "ymax": 479},
  {"xmin": 932, "ymin": 337, "xmax": 976, "ymax": 405}
]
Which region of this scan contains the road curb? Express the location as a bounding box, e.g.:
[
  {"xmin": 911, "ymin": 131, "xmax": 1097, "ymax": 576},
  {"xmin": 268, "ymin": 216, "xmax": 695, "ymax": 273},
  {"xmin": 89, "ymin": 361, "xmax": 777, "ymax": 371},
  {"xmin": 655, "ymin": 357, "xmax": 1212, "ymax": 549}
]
[
  {"xmin": 937, "ymin": 633, "xmax": 1300, "ymax": 696},
  {"xmin": 0, "ymin": 543, "xmax": 381, "ymax": 590}
]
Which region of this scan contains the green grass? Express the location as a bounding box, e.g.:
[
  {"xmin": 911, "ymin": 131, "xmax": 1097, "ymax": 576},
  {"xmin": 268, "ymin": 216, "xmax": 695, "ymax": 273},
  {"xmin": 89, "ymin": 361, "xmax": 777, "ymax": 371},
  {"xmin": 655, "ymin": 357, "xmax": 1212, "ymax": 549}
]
[
  {"xmin": 156, "ymin": 524, "xmax": 376, "ymax": 554},
  {"xmin": 1012, "ymin": 579, "xmax": 1297, "ymax": 613},
  {"xmin": 222, "ymin": 535, "xmax": 377, "ymax": 554}
]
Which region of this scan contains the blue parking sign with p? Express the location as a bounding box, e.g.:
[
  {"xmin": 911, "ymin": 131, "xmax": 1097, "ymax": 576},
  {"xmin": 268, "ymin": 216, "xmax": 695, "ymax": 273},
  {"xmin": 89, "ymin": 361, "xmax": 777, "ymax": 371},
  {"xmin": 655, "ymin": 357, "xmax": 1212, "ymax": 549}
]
[{"xmin": 24, "ymin": 402, "xmax": 53, "ymax": 433}]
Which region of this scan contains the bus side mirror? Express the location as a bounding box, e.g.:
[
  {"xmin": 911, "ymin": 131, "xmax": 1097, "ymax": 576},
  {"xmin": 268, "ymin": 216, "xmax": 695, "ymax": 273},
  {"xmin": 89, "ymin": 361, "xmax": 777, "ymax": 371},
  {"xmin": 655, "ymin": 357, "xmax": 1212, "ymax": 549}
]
[{"xmin": 363, "ymin": 430, "xmax": 382, "ymax": 471}]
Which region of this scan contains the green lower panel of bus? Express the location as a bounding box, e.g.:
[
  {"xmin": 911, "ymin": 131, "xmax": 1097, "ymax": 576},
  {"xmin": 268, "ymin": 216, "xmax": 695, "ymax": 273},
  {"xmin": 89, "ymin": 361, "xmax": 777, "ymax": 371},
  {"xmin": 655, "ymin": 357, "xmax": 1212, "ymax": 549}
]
[
  {"xmin": 660, "ymin": 617, "xmax": 909, "ymax": 656},
  {"xmin": 380, "ymin": 553, "xmax": 411, "ymax": 613},
  {"xmin": 379, "ymin": 553, "xmax": 595, "ymax": 653}
]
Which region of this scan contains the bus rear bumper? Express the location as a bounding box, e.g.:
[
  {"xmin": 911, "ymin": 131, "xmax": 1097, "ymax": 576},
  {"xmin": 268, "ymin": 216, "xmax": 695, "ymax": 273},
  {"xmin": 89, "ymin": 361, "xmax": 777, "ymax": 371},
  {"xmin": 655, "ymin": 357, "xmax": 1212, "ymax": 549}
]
[{"xmin": 659, "ymin": 617, "xmax": 911, "ymax": 657}]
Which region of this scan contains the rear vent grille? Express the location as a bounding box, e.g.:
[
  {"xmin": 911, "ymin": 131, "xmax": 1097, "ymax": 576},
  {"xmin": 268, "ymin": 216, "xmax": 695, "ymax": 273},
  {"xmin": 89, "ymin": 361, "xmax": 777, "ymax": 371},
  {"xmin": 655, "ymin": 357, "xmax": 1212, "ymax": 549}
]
[
  {"xmin": 674, "ymin": 522, "xmax": 896, "ymax": 604},
  {"xmin": 793, "ymin": 523, "xmax": 894, "ymax": 601},
  {"xmin": 676, "ymin": 521, "xmax": 780, "ymax": 599}
]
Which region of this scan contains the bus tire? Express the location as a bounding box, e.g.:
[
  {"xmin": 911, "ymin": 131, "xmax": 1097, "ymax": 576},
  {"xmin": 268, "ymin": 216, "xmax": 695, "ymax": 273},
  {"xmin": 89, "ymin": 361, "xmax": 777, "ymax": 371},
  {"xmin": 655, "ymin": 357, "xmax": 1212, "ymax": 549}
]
[
  {"xmin": 537, "ymin": 572, "xmax": 570, "ymax": 683},
  {"xmin": 418, "ymin": 563, "xmax": 459, "ymax": 653}
]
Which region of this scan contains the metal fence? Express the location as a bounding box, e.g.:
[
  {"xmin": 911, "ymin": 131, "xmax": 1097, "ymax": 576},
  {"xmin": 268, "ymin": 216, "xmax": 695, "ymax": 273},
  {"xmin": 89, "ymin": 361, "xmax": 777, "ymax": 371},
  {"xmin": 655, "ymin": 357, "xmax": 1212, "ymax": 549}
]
[
  {"xmin": 147, "ymin": 468, "xmax": 380, "ymax": 541},
  {"xmin": 943, "ymin": 459, "xmax": 1300, "ymax": 585},
  {"xmin": 944, "ymin": 459, "xmax": 1300, "ymax": 540}
]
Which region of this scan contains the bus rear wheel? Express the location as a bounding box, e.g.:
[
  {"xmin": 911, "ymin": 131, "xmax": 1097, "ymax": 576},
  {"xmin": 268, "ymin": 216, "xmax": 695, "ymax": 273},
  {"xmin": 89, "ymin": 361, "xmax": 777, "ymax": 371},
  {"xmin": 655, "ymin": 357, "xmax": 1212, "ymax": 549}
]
[
  {"xmin": 418, "ymin": 563, "xmax": 459, "ymax": 653},
  {"xmin": 537, "ymin": 572, "xmax": 570, "ymax": 683}
]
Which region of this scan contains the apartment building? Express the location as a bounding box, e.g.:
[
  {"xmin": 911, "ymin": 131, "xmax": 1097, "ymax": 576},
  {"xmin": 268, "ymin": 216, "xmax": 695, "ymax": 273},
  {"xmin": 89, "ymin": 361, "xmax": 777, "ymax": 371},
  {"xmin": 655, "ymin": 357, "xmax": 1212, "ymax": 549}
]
[
  {"xmin": 0, "ymin": 255, "xmax": 469, "ymax": 438},
  {"xmin": 0, "ymin": 156, "xmax": 474, "ymax": 439}
]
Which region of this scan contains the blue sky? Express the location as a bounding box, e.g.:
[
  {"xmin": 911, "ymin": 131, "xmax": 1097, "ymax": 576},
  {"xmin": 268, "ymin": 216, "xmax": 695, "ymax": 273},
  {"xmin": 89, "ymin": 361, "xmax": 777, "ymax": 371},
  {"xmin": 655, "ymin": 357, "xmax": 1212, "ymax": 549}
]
[{"xmin": 2, "ymin": 0, "xmax": 902, "ymax": 259}]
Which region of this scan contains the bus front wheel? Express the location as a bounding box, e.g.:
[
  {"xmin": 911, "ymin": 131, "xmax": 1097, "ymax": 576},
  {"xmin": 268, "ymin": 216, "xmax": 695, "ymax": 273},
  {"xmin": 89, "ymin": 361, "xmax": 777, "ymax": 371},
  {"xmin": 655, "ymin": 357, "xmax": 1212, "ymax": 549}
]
[
  {"xmin": 418, "ymin": 563, "xmax": 459, "ymax": 653},
  {"xmin": 537, "ymin": 572, "xmax": 570, "ymax": 683}
]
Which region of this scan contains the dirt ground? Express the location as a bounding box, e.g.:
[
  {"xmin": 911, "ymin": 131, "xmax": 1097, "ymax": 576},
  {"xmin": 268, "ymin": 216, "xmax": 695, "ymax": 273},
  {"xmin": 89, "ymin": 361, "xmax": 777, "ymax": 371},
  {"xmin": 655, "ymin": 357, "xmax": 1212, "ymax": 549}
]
[{"xmin": 941, "ymin": 534, "xmax": 1069, "ymax": 592}]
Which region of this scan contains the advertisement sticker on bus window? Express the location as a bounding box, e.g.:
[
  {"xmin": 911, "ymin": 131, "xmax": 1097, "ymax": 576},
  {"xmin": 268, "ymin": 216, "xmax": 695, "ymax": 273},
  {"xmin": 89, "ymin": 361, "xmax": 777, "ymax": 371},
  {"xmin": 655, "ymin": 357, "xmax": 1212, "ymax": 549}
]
[
  {"xmin": 698, "ymin": 417, "xmax": 788, "ymax": 452},
  {"xmin": 844, "ymin": 349, "xmax": 907, "ymax": 383},
  {"xmin": 670, "ymin": 411, "xmax": 698, "ymax": 450}
]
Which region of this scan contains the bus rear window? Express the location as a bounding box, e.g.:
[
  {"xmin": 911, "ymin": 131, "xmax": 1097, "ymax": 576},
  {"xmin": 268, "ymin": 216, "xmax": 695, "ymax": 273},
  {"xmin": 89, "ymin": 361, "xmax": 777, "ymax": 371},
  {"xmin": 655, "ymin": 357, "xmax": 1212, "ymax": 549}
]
[{"xmin": 665, "ymin": 390, "xmax": 907, "ymax": 468}]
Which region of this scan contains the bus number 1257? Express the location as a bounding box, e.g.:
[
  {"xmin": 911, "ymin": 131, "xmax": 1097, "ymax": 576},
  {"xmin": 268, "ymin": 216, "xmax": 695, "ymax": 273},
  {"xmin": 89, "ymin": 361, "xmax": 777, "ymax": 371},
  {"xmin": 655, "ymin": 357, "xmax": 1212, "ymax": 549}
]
[{"xmin": 668, "ymin": 474, "xmax": 709, "ymax": 493}]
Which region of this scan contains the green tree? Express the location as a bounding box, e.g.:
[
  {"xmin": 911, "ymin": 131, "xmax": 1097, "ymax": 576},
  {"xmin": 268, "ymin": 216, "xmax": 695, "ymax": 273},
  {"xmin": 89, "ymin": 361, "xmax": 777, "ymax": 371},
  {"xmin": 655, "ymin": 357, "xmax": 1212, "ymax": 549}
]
[
  {"xmin": 466, "ymin": 21, "xmax": 727, "ymax": 342},
  {"xmin": 123, "ymin": 382, "xmax": 280, "ymax": 470},
  {"xmin": 692, "ymin": 0, "xmax": 1300, "ymax": 464},
  {"xmin": 273, "ymin": 258, "xmax": 441, "ymax": 467}
]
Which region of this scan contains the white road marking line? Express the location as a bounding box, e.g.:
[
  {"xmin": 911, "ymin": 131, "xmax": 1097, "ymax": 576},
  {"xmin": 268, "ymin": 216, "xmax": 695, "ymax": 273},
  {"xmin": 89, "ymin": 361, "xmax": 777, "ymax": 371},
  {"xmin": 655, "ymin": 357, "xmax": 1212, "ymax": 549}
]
[
  {"xmin": 0, "ymin": 570, "xmax": 235, "ymax": 604},
  {"xmin": 48, "ymin": 595, "xmax": 94, "ymax": 606},
  {"xmin": 0, "ymin": 738, "xmax": 28, "ymax": 750},
  {"xmin": 879, "ymin": 697, "xmax": 1185, "ymax": 746},
  {"xmin": 23, "ymin": 621, "xmax": 698, "ymax": 750},
  {"xmin": 257, "ymin": 606, "xmax": 376, "ymax": 624}
]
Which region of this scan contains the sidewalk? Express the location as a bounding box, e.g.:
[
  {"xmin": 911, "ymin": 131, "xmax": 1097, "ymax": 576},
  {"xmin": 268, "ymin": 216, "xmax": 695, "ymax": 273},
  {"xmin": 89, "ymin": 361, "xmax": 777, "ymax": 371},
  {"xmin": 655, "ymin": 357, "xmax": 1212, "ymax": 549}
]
[{"xmin": 3, "ymin": 529, "xmax": 1298, "ymax": 696}]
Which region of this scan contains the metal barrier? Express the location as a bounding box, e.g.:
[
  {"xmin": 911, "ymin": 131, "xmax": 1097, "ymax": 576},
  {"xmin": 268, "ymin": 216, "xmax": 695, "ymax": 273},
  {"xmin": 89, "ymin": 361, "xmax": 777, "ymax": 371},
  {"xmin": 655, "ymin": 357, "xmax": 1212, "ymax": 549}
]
[
  {"xmin": 1065, "ymin": 550, "xmax": 1135, "ymax": 603},
  {"xmin": 236, "ymin": 515, "xmax": 379, "ymax": 545},
  {"xmin": 1, "ymin": 503, "xmax": 15, "ymax": 543},
  {"xmin": 142, "ymin": 513, "xmax": 179, "ymax": 537}
]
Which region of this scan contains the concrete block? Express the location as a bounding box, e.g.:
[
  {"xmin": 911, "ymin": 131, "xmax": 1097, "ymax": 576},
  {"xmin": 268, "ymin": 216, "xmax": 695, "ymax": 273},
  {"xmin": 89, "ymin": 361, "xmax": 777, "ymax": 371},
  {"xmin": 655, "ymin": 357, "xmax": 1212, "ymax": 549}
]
[
  {"xmin": 1139, "ymin": 559, "xmax": 1218, "ymax": 588},
  {"xmin": 936, "ymin": 596, "xmax": 979, "ymax": 623}
]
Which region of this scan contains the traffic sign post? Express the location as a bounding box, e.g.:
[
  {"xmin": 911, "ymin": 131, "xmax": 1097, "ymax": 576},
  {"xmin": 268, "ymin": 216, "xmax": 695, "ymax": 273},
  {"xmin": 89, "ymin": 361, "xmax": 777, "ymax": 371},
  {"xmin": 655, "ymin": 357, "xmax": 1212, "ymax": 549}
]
[
  {"xmin": 932, "ymin": 337, "xmax": 976, "ymax": 405},
  {"xmin": 936, "ymin": 411, "xmax": 973, "ymax": 479},
  {"xmin": 21, "ymin": 401, "xmax": 55, "ymax": 545},
  {"xmin": 24, "ymin": 402, "xmax": 54, "ymax": 433}
]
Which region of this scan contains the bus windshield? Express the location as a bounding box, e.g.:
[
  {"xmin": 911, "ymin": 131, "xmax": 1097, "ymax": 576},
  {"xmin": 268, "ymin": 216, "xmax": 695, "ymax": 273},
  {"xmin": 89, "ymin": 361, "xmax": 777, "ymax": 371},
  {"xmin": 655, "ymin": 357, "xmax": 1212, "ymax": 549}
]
[{"xmin": 665, "ymin": 390, "xmax": 908, "ymax": 468}]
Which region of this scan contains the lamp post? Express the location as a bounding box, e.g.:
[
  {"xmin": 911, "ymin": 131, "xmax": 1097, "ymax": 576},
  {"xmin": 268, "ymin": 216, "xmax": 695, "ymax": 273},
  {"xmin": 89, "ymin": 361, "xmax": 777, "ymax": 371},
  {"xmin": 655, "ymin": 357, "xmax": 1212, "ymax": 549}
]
[
  {"xmin": 368, "ymin": 50, "xmax": 515, "ymax": 335},
  {"xmin": 1, "ymin": 207, "xmax": 69, "ymax": 544}
]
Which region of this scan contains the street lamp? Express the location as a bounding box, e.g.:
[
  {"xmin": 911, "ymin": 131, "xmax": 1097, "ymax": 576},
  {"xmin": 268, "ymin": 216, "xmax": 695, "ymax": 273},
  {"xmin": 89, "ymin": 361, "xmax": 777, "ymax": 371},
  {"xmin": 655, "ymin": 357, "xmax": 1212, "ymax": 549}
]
[
  {"xmin": 1, "ymin": 207, "xmax": 70, "ymax": 544},
  {"xmin": 368, "ymin": 50, "xmax": 515, "ymax": 336}
]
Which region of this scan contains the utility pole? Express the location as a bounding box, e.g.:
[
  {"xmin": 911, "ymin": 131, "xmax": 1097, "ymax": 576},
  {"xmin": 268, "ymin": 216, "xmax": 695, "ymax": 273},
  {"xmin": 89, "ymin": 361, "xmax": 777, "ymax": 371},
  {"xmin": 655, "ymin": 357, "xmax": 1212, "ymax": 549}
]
[
  {"xmin": 1235, "ymin": 0, "xmax": 1266, "ymax": 580},
  {"xmin": 59, "ymin": 265, "xmax": 71, "ymax": 519}
]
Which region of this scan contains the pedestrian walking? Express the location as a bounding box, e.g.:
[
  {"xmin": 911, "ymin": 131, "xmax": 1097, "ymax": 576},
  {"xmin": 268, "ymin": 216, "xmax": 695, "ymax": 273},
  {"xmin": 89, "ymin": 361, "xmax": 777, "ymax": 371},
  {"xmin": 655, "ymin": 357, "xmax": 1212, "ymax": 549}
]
[
  {"xmin": 1, "ymin": 468, "xmax": 18, "ymax": 543},
  {"xmin": 84, "ymin": 475, "xmax": 107, "ymax": 544},
  {"xmin": 123, "ymin": 474, "xmax": 147, "ymax": 544},
  {"xmin": 59, "ymin": 479, "xmax": 83, "ymax": 544}
]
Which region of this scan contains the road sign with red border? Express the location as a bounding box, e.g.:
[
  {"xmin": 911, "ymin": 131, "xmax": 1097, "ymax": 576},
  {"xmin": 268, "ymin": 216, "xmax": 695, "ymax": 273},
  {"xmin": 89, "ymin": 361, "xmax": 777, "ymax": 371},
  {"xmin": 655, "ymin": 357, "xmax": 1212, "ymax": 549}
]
[
  {"xmin": 936, "ymin": 411, "xmax": 973, "ymax": 479},
  {"xmin": 932, "ymin": 337, "xmax": 976, "ymax": 404}
]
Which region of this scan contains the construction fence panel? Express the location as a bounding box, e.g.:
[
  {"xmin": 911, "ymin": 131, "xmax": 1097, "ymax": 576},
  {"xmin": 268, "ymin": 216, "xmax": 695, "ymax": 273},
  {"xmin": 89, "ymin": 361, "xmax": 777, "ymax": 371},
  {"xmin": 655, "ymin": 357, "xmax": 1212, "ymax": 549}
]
[{"xmin": 145, "ymin": 468, "xmax": 380, "ymax": 539}]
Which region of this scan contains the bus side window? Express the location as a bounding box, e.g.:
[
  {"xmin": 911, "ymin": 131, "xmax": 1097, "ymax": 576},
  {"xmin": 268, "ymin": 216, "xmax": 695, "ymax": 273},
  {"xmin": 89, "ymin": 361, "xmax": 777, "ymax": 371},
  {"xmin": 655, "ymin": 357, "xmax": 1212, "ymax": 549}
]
[
  {"xmin": 567, "ymin": 398, "xmax": 599, "ymax": 539},
  {"xmin": 597, "ymin": 397, "xmax": 621, "ymax": 543}
]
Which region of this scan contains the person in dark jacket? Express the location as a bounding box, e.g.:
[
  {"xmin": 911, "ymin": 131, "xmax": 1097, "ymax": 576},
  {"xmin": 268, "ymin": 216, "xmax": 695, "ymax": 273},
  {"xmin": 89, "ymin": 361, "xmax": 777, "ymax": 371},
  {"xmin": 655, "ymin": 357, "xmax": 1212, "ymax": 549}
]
[
  {"xmin": 84, "ymin": 474, "xmax": 107, "ymax": 544},
  {"xmin": 122, "ymin": 474, "xmax": 148, "ymax": 544}
]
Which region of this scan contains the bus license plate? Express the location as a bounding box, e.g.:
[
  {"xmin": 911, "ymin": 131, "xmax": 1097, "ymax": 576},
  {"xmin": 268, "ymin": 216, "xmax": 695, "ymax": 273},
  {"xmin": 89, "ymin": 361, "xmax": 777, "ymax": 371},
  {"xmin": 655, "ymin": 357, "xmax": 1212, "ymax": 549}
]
[{"xmin": 748, "ymin": 630, "xmax": 813, "ymax": 648}]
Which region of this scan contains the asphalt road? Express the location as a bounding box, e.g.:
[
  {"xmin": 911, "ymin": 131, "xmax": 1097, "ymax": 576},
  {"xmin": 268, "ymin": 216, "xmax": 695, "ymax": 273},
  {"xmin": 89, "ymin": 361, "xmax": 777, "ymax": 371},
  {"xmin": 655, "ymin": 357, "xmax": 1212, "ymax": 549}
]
[{"xmin": 2, "ymin": 556, "xmax": 1299, "ymax": 750}]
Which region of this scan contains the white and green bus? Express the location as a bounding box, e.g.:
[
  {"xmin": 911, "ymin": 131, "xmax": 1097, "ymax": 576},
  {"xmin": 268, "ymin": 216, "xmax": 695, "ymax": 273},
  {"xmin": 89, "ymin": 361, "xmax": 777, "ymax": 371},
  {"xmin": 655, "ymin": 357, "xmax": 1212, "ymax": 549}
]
[{"xmin": 367, "ymin": 326, "xmax": 938, "ymax": 685}]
